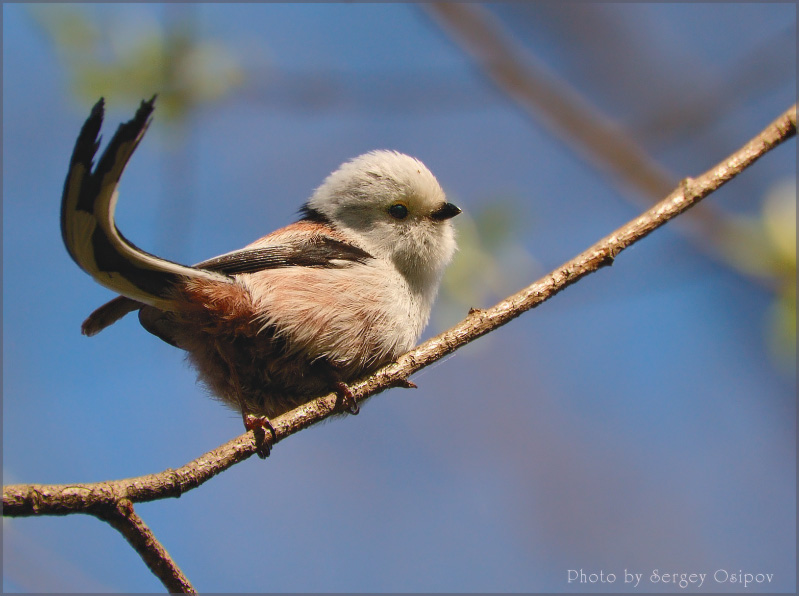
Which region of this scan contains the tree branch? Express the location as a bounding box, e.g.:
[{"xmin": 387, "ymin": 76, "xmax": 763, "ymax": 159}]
[
  {"xmin": 2, "ymin": 433, "xmax": 257, "ymax": 515},
  {"xmin": 94, "ymin": 499, "xmax": 196, "ymax": 594},
  {"xmin": 5, "ymin": 103, "xmax": 794, "ymax": 519}
]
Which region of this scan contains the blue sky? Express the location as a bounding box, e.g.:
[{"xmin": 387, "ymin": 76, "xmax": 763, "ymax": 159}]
[{"xmin": 3, "ymin": 3, "xmax": 796, "ymax": 593}]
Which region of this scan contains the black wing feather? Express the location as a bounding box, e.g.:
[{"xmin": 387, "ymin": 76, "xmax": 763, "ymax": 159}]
[{"xmin": 196, "ymin": 237, "xmax": 372, "ymax": 275}]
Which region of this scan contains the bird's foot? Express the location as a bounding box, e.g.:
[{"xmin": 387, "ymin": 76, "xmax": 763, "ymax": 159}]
[
  {"xmin": 333, "ymin": 381, "xmax": 359, "ymax": 415},
  {"xmin": 243, "ymin": 413, "xmax": 277, "ymax": 459}
]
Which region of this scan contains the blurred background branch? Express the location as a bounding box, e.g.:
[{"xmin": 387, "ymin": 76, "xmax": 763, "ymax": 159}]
[{"xmin": 425, "ymin": 3, "xmax": 676, "ymax": 199}]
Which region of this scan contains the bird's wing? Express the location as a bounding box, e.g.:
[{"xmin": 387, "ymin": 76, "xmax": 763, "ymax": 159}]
[
  {"xmin": 194, "ymin": 235, "xmax": 372, "ymax": 274},
  {"xmin": 136, "ymin": 234, "xmax": 373, "ymax": 348}
]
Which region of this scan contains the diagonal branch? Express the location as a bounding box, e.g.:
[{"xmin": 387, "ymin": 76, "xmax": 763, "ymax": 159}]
[
  {"xmin": 94, "ymin": 500, "xmax": 196, "ymax": 594},
  {"xmin": 5, "ymin": 103, "xmax": 795, "ymax": 519}
]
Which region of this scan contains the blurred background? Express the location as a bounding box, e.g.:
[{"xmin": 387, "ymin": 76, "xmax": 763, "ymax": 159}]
[{"xmin": 3, "ymin": 3, "xmax": 796, "ymax": 593}]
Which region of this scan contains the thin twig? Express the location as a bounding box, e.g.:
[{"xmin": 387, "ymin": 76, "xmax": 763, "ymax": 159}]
[
  {"xmin": 94, "ymin": 499, "xmax": 196, "ymax": 594},
  {"xmin": 4, "ymin": 103, "xmax": 795, "ymax": 519}
]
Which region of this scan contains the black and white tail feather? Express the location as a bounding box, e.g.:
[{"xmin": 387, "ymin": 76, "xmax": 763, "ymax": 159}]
[{"xmin": 61, "ymin": 96, "xmax": 231, "ymax": 327}]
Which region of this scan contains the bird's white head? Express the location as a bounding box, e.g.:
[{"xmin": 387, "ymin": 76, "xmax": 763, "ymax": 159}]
[{"xmin": 306, "ymin": 150, "xmax": 460, "ymax": 292}]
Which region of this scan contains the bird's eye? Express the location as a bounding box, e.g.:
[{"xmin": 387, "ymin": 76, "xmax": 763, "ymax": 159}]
[{"xmin": 388, "ymin": 203, "xmax": 409, "ymax": 220}]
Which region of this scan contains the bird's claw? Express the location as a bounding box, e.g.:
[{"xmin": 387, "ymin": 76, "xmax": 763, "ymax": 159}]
[
  {"xmin": 334, "ymin": 381, "xmax": 359, "ymax": 415},
  {"xmin": 243, "ymin": 413, "xmax": 277, "ymax": 458}
]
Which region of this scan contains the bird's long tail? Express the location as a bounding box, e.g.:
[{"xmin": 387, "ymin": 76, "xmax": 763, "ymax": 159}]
[{"xmin": 61, "ymin": 97, "xmax": 230, "ymax": 318}]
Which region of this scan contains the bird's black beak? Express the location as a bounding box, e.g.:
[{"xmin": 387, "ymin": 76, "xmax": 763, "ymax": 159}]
[{"xmin": 431, "ymin": 202, "xmax": 462, "ymax": 221}]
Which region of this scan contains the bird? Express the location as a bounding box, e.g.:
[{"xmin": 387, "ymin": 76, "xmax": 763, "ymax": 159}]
[{"xmin": 61, "ymin": 97, "xmax": 461, "ymax": 454}]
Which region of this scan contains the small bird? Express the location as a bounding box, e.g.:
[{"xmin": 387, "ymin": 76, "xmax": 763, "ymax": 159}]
[{"xmin": 61, "ymin": 97, "xmax": 460, "ymax": 452}]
